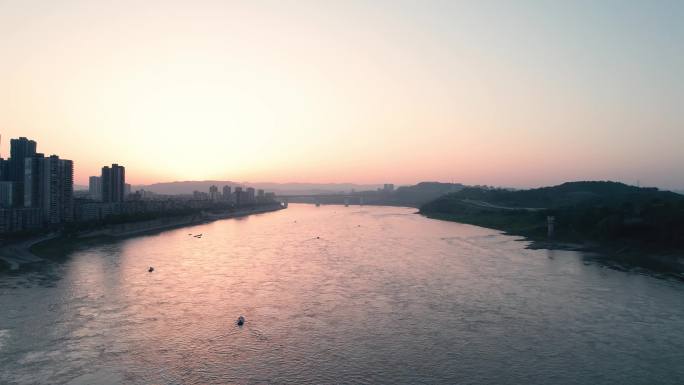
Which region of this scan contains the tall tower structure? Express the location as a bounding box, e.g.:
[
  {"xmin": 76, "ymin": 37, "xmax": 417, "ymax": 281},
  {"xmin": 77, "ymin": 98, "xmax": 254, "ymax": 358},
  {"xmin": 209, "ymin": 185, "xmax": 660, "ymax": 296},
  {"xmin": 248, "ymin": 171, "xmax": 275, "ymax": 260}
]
[
  {"xmin": 101, "ymin": 164, "xmax": 125, "ymax": 203},
  {"xmin": 9, "ymin": 137, "xmax": 37, "ymax": 206}
]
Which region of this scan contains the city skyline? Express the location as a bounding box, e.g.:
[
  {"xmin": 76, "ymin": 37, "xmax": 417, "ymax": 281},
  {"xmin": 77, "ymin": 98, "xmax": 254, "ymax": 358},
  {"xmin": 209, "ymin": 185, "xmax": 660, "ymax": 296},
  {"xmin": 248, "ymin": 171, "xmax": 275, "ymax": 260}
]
[
  {"xmin": 0, "ymin": 133, "xmax": 282, "ymax": 233},
  {"xmin": 1, "ymin": 1, "xmax": 683, "ymax": 189},
  {"xmin": 0, "ymin": 134, "xmax": 680, "ymax": 192}
]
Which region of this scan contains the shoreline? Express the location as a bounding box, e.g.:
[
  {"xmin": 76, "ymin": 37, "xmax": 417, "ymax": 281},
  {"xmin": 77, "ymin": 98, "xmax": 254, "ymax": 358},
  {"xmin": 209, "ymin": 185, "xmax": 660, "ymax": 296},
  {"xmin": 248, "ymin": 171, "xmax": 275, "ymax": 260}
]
[
  {"xmin": 74, "ymin": 204, "xmax": 283, "ymax": 239},
  {"xmin": 421, "ymin": 212, "xmax": 684, "ymax": 277},
  {"xmin": 0, "ymin": 233, "xmax": 61, "ymax": 271},
  {"xmin": 0, "ymin": 204, "xmax": 285, "ymax": 271}
]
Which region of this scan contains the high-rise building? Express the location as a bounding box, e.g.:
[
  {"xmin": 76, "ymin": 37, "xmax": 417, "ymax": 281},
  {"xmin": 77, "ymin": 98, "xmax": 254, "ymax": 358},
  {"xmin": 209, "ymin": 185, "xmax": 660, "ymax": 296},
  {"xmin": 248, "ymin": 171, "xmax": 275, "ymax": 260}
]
[
  {"xmin": 24, "ymin": 153, "xmax": 45, "ymax": 208},
  {"xmin": 49, "ymin": 156, "xmax": 74, "ymax": 224},
  {"xmin": 89, "ymin": 176, "xmax": 102, "ymax": 201},
  {"xmin": 209, "ymin": 185, "xmax": 220, "ymax": 202},
  {"xmin": 246, "ymin": 187, "xmax": 255, "ymax": 204},
  {"xmin": 101, "ymin": 164, "xmax": 125, "ymax": 203},
  {"xmin": 234, "ymin": 187, "xmax": 243, "ymax": 206},
  {"xmin": 222, "ymin": 185, "xmax": 231, "ymax": 201},
  {"xmin": 9, "ymin": 137, "xmax": 37, "ymax": 206},
  {"xmin": 24, "ymin": 155, "xmax": 73, "ymax": 224},
  {"xmin": 124, "ymin": 183, "xmax": 131, "ymax": 198},
  {"xmin": 0, "ymin": 181, "xmax": 13, "ymax": 208},
  {"xmin": 0, "ymin": 158, "xmax": 10, "ymax": 181},
  {"xmin": 10, "ymin": 137, "xmax": 37, "ymax": 181}
]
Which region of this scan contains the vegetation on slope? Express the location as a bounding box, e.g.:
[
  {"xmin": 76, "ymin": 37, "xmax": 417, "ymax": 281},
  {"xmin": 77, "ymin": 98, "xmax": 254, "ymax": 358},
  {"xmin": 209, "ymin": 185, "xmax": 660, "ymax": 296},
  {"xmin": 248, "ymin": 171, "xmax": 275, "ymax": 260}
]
[{"xmin": 420, "ymin": 181, "xmax": 684, "ymax": 253}]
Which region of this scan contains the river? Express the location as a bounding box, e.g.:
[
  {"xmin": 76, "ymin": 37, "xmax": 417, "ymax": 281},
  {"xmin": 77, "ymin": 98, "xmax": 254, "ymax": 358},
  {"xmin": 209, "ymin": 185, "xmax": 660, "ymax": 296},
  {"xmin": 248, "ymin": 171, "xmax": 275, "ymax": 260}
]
[{"xmin": 1, "ymin": 204, "xmax": 683, "ymax": 384}]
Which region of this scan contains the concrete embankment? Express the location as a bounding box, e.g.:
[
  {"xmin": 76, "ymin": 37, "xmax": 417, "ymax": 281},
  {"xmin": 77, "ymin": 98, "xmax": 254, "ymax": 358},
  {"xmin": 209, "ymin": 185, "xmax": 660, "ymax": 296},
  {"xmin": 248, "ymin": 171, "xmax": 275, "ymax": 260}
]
[
  {"xmin": 0, "ymin": 204, "xmax": 284, "ymax": 271},
  {"xmin": 0, "ymin": 233, "xmax": 60, "ymax": 271}
]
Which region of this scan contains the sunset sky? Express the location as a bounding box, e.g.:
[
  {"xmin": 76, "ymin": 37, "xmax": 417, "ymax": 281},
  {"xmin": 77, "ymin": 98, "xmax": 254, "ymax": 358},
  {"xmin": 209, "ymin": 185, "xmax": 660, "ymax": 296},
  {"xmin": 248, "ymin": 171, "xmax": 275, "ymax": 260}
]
[{"xmin": 1, "ymin": 0, "xmax": 682, "ymax": 188}]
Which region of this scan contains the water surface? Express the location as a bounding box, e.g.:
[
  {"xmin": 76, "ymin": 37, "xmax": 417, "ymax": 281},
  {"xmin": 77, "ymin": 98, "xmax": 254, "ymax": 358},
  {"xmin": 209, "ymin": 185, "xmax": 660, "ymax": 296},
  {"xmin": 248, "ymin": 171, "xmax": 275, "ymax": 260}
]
[{"xmin": 1, "ymin": 204, "xmax": 683, "ymax": 384}]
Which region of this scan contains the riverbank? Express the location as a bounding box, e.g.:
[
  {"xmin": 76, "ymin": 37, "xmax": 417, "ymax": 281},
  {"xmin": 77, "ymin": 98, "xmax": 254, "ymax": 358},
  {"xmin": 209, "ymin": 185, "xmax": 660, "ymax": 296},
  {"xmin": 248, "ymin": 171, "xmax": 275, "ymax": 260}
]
[
  {"xmin": 421, "ymin": 211, "xmax": 684, "ymax": 276},
  {"xmin": 0, "ymin": 204, "xmax": 284, "ymax": 271},
  {"xmin": 419, "ymin": 182, "xmax": 684, "ymax": 276},
  {"xmin": 0, "ymin": 233, "xmax": 60, "ymax": 271}
]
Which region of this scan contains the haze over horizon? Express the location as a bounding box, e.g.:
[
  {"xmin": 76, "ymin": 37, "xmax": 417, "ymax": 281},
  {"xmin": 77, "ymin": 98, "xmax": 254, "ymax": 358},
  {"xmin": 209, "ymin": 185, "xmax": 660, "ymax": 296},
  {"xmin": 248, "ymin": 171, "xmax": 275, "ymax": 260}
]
[{"xmin": 1, "ymin": 0, "xmax": 682, "ymax": 189}]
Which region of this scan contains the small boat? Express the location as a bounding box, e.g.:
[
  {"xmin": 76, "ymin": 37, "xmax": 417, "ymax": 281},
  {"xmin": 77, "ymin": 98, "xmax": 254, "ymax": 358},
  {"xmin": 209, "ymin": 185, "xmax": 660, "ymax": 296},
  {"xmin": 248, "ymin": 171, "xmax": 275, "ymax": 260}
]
[
  {"xmin": 148, "ymin": 267, "xmax": 154, "ymax": 272},
  {"xmin": 237, "ymin": 316, "xmax": 245, "ymax": 326},
  {"xmin": 194, "ymin": 234, "xmax": 203, "ymax": 238}
]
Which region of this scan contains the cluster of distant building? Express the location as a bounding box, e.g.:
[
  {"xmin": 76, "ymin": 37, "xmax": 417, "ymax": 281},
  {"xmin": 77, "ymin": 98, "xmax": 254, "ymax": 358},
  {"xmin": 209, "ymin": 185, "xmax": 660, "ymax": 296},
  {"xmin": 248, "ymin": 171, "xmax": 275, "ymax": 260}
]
[
  {"xmin": 0, "ymin": 135, "xmax": 278, "ymax": 235},
  {"xmin": 81, "ymin": 170, "xmax": 278, "ymax": 224},
  {"xmin": 0, "ymin": 137, "xmax": 73, "ymax": 233},
  {"xmin": 76, "ymin": 179, "xmax": 278, "ymax": 223},
  {"xmin": 194, "ymin": 185, "xmax": 275, "ymax": 206}
]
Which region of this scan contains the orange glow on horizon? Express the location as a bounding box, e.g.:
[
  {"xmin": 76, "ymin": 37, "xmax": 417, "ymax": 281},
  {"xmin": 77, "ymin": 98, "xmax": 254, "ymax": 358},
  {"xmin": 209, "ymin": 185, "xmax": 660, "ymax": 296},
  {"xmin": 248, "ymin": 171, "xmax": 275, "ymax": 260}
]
[{"xmin": 0, "ymin": 1, "xmax": 682, "ymax": 189}]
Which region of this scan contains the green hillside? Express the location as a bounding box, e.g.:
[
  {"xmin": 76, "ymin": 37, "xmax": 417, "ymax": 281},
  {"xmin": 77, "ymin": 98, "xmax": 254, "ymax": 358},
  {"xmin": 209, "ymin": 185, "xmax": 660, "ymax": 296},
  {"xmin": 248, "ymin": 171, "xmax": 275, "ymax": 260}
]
[{"xmin": 420, "ymin": 181, "xmax": 684, "ymax": 254}]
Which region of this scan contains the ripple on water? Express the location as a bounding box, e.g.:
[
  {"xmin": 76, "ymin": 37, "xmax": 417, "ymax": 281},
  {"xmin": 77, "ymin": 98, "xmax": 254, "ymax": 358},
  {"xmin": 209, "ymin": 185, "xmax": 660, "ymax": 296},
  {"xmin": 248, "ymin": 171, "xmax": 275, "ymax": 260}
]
[
  {"xmin": 1, "ymin": 205, "xmax": 684, "ymax": 385},
  {"xmin": 0, "ymin": 329, "xmax": 9, "ymax": 352}
]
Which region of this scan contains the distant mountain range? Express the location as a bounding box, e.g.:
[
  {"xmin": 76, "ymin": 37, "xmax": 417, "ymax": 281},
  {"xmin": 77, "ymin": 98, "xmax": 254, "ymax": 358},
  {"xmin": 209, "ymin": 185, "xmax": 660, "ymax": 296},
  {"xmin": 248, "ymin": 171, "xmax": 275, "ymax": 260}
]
[
  {"xmin": 75, "ymin": 181, "xmax": 684, "ymax": 197},
  {"xmin": 130, "ymin": 181, "xmax": 385, "ymax": 196}
]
